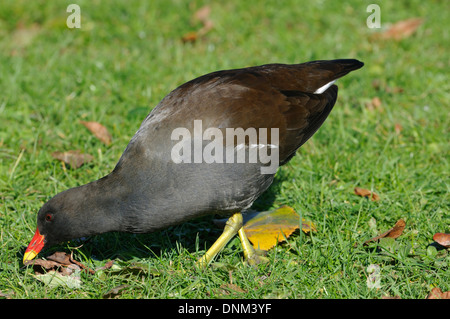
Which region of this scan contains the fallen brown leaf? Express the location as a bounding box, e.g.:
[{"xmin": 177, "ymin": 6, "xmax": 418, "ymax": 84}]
[
  {"xmin": 25, "ymin": 251, "xmax": 94, "ymax": 275},
  {"xmin": 182, "ymin": 31, "xmax": 198, "ymax": 43},
  {"xmin": 433, "ymin": 233, "xmax": 450, "ymax": 248},
  {"xmin": 69, "ymin": 255, "xmax": 95, "ymax": 275},
  {"xmin": 47, "ymin": 251, "xmax": 72, "ymax": 265},
  {"xmin": 97, "ymin": 260, "xmax": 115, "ymax": 271},
  {"xmin": 427, "ymin": 287, "xmax": 450, "ymax": 299},
  {"xmin": 26, "ymin": 258, "xmax": 63, "ymax": 273},
  {"xmin": 354, "ymin": 187, "xmax": 380, "ymax": 201},
  {"xmin": 385, "ymin": 86, "xmax": 404, "ymax": 94},
  {"xmin": 365, "ymin": 97, "xmax": 383, "ymax": 112},
  {"xmin": 380, "ymin": 18, "xmax": 423, "ymax": 40},
  {"xmin": 364, "ymin": 219, "xmax": 406, "ymax": 245},
  {"xmin": 193, "ymin": 5, "xmax": 211, "ymax": 23},
  {"xmin": 182, "ymin": 5, "xmax": 214, "ymax": 43},
  {"xmin": 51, "ymin": 150, "xmax": 93, "ymax": 168},
  {"xmin": 80, "ymin": 121, "xmax": 112, "ymax": 145},
  {"xmin": 199, "ymin": 19, "xmax": 214, "ymax": 36}
]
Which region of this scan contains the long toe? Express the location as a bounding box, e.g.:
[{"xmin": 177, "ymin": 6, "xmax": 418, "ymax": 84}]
[{"xmin": 238, "ymin": 228, "xmax": 269, "ymax": 266}]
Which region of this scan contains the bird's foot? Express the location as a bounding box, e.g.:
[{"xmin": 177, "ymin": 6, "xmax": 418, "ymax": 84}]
[
  {"xmin": 238, "ymin": 228, "xmax": 269, "ymax": 266},
  {"xmin": 196, "ymin": 212, "xmax": 270, "ymax": 268}
]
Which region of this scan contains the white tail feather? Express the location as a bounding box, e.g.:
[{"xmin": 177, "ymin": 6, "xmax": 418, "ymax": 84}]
[{"xmin": 313, "ymin": 80, "xmax": 336, "ymax": 94}]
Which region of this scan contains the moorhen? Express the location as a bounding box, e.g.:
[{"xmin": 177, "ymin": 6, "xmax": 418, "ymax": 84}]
[{"xmin": 23, "ymin": 59, "xmax": 363, "ymax": 266}]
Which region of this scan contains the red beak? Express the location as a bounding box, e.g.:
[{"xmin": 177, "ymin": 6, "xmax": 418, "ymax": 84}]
[{"xmin": 23, "ymin": 228, "xmax": 45, "ymax": 264}]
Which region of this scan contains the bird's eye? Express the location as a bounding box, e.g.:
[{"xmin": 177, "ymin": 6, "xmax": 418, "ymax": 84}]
[{"xmin": 45, "ymin": 213, "xmax": 53, "ymax": 222}]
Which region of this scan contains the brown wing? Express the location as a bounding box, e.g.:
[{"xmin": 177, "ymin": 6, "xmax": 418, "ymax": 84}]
[{"xmin": 143, "ymin": 59, "xmax": 362, "ymax": 166}]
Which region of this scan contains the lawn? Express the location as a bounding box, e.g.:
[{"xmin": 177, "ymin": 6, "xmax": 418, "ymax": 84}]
[{"xmin": 0, "ymin": 0, "xmax": 448, "ymax": 299}]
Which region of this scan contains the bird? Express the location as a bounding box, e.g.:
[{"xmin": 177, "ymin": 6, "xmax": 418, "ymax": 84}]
[{"xmin": 23, "ymin": 59, "xmax": 364, "ymax": 266}]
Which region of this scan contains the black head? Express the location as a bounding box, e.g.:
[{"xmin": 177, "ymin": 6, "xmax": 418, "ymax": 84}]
[
  {"xmin": 23, "ymin": 182, "xmax": 121, "ymax": 263},
  {"xmin": 36, "ymin": 190, "xmax": 83, "ymax": 247}
]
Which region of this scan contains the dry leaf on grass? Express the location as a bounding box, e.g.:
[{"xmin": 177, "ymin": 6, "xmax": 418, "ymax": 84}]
[
  {"xmin": 193, "ymin": 5, "xmax": 211, "ymax": 22},
  {"xmin": 242, "ymin": 205, "xmax": 316, "ymax": 251},
  {"xmin": 363, "ymin": 219, "xmax": 406, "ymax": 246},
  {"xmin": 427, "ymin": 287, "xmax": 450, "ymax": 299},
  {"xmin": 25, "ymin": 251, "xmax": 94, "ymax": 288},
  {"xmin": 385, "ymin": 86, "xmax": 404, "ymax": 94},
  {"xmin": 34, "ymin": 269, "xmax": 82, "ymax": 289},
  {"xmin": 51, "ymin": 150, "xmax": 93, "ymax": 168},
  {"xmin": 97, "ymin": 259, "xmax": 115, "ymax": 271},
  {"xmin": 365, "ymin": 97, "xmax": 383, "ymax": 112},
  {"xmin": 25, "ymin": 251, "xmax": 94, "ymax": 275},
  {"xmin": 433, "ymin": 233, "xmax": 450, "ymax": 248},
  {"xmin": 379, "ymin": 18, "xmax": 423, "ymax": 40},
  {"xmin": 80, "ymin": 121, "xmax": 112, "ymax": 145},
  {"xmin": 181, "ymin": 31, "xmax": 199, "ymax": 43},
  {"xmin": 182, "ymin": 5, "xmax": 214, "ymax": 43},
  {"xmin": 192, "ymin": 5, "xmax": 214, "ymax": 36},
  {"xmin": 47, "ymin": 251, "xmax": 73, "ymax": 266},
  {"xmin": 354, "ymin": 187, "xmax": 380, "ymax": 201}
]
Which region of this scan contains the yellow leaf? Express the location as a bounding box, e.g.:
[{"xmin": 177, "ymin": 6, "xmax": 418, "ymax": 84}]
[{"xmin": 243, "ymin": 206, "xmax": 316, "ymax": 251}]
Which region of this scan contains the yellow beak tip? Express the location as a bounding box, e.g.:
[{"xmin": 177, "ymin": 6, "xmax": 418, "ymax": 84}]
[{"xmin": 23, "ymin": 251, "xmax": 38, "ymax": 264}]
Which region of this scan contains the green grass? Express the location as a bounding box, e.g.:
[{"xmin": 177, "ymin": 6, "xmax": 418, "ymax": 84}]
[{"xmin": 0, "ymin": 0, "xmax": 448, "ymax": 299}]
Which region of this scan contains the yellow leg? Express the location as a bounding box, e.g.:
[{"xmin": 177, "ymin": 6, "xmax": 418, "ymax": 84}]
[
  {"xmin": 238, "ymin": 227, "xmax": 269, "ymax": 266},
  {"xmin": 196, "ymin": 212, "xmax": 243, "ymax": 267},
  {"xmin": 196, "ymin": 212, "xmax": 270, "ymax": 267}
]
